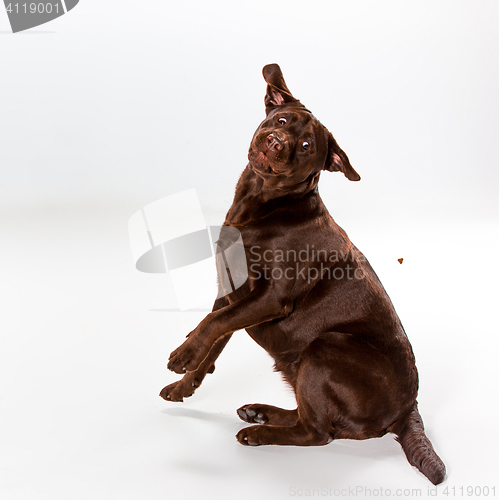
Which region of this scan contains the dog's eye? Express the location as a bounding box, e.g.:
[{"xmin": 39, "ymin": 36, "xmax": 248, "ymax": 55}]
[
  {"xmin": 278, "ymin": 118, "xmax": 287, "ymax": 125},
  {"xmin": 302, "ymin": 142, "xmax": 310, "ymax": 150}
]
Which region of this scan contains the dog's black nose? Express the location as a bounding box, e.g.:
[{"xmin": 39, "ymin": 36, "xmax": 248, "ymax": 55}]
[{"xmin": 266, "ymin": 133, "xmax": 284, "ymax": 152}]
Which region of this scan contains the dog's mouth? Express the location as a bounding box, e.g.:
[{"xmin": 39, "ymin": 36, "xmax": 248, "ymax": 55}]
[
  {"xmin": 250, "ymin": 150, "xmax": 283, "ymax": 175},
  {"xmin": 267, "ymin": 159, "xmax": 282, "ymax": 174}
]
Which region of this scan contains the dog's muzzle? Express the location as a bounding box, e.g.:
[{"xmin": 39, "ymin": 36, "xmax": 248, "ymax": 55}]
[{"xmin": 266, "ymin": 133, "xmax": 284, "ymax": 153}]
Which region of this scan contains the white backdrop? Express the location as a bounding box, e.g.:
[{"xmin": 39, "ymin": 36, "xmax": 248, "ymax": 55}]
[{"xmin": 1, "ymin": 2, "xmax": 498, "ymax": 499}]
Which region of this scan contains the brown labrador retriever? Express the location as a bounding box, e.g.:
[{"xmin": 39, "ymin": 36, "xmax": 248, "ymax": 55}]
[{"xmin": 160, "ymin": 64, "xmax": 445, "ymax": 485}]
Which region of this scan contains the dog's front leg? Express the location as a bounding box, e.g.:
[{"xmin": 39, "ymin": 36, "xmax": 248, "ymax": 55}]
[
  {"xmin": 167, "ymin": 283, "xmax": 292, "ymax": 374},
  {"xmin": 160, "ymin": 297, "xmax": 232, "ymax": 401}
]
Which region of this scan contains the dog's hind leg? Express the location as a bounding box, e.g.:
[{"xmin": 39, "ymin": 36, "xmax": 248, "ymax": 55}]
[
  {"xmin": 236, "ymin": 348, "xmax": 335, "ymax": 446},
  {"xmin": 235, "ymin": 391, "xmax": 332, "ymax": 446},
  {"xmin": 236, "ymin": 417, "xmax": 332, "ymax": 446},
  {"xmin": 160, "ymin": 297, "xmax": 232, "ymax": 402},
  {"xmin": 237, "ymin": 404, "xmax": 298, "ymax": 426}
]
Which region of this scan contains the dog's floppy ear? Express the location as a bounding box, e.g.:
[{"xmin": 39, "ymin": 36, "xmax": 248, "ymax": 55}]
[
  {"xmin": 263, "ymin": 64, "xmax": 302, "ymax": 114},
  {"xmin": 324, "ymin": 131, "xmax": 361, "ymax": 181}
]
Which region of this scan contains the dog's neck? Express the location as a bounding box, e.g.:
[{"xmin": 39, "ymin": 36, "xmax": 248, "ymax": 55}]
[{"xmin": 225, "ymin": 164, "xmax": 321, "ymax": 227}]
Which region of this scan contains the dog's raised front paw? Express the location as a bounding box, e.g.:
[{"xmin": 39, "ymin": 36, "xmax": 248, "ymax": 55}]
[
  {"xmin": 159, "ymin": 369, "xmax": 210, "ymax": 402},
  {"xmin": 159, "ymin": 380, "xmax": 193, "ymax": 402},
  {"xmin": 167, "ymin": 339, "xmax": 205, "ymax": 374}
]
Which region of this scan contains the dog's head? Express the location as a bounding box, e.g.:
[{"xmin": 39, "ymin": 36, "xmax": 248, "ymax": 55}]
[{"xmin": 248, "ymin": 64, "xmax": 360, "ymax": 193}]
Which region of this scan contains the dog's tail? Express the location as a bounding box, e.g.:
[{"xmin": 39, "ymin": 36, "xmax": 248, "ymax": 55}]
[{"xmin": 392, "ymin": 405, "xmax": 446, "ymax": 485}]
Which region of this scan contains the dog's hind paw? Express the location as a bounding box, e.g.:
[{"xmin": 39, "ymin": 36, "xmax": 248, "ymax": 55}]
[
  {"xmin": 237, "ymin": 405, "xmax": 268, "ymax": 424},
  {"xmin": 236, "ymin": 426, "xmax": 264, "ymax": 446},
  {"xmin": 237, "ymin": 404, "xmax": 298, "ymax": 426}
]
